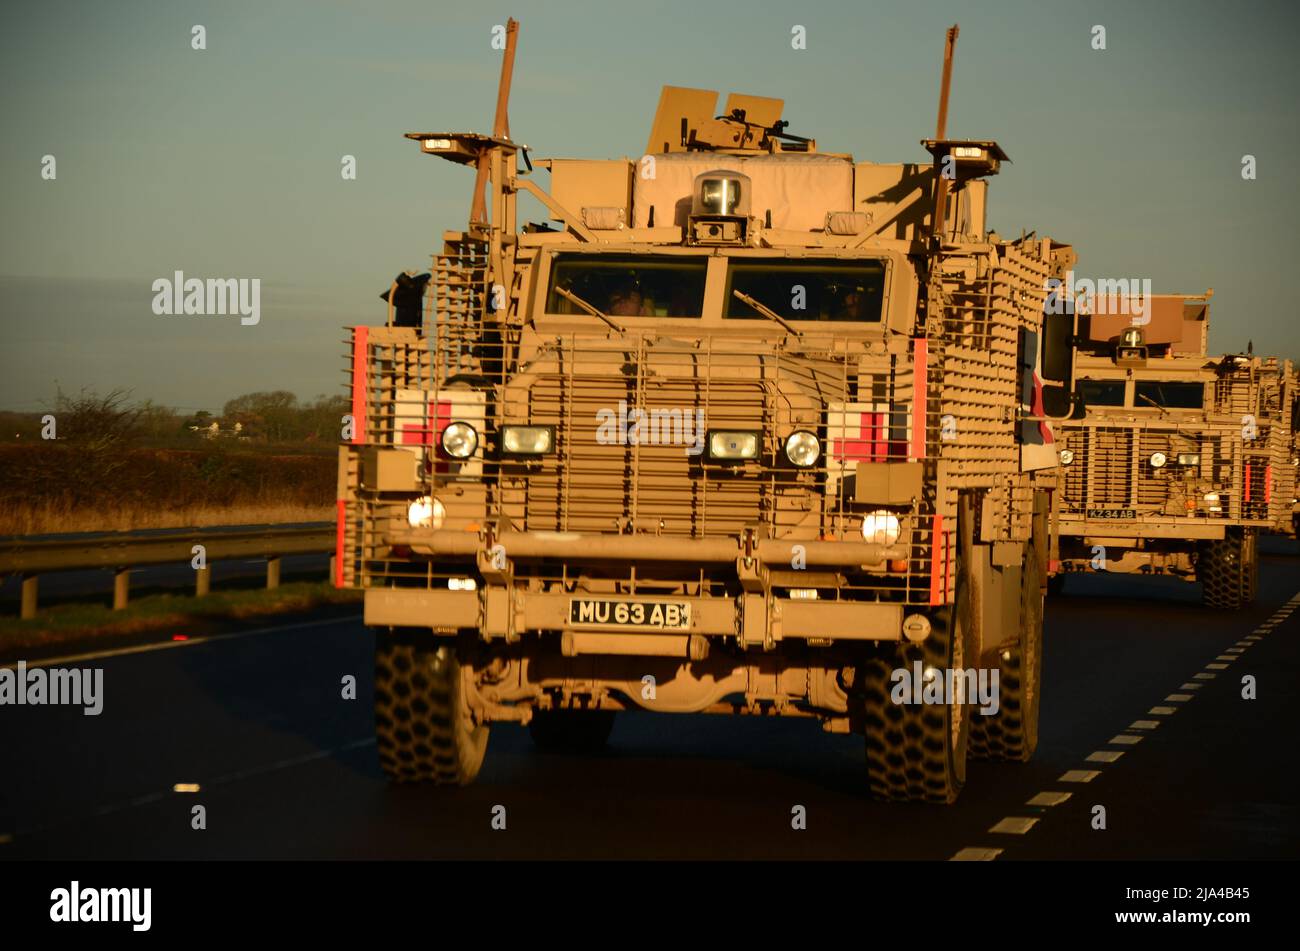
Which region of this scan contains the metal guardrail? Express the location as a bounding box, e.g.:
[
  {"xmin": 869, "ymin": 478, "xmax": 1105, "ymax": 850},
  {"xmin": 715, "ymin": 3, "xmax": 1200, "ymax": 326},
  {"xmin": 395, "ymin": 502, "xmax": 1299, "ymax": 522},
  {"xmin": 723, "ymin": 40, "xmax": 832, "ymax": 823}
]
[{"xmin": 0, "ymin": 522, "xmax": 334, "ymax": 619}]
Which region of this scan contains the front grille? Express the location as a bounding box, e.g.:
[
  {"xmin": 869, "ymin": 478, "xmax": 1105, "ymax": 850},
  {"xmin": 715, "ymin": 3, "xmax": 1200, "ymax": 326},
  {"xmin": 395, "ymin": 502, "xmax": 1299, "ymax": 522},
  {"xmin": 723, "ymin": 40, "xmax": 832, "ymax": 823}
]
[
  {"xmin": 1061, "ymin": 425, "xmax": 1230, "ymax": 519},
  {"xmin": 517, "ymin": 375, "xmax": 777, "ymax": 536}
]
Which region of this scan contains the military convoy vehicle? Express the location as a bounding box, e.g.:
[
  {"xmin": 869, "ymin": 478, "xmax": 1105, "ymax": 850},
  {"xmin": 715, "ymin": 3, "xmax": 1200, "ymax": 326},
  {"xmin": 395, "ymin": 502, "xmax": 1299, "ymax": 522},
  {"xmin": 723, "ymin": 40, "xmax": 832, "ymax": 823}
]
[
  {"xmin": 335, "ymin": 22, "xmax": 1080, "ymax": 802},
  {"xmin": 1052, "ymin": 290, "xmax": 1294, "ymax": 607}
]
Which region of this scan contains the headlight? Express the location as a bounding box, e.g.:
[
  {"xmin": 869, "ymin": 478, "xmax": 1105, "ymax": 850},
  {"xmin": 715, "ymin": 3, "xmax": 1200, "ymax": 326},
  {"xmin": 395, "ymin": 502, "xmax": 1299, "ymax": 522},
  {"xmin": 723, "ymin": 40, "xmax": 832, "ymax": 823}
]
[
  {"xmin": 407, "ymin": 496, "xmax": 445, "ymax": 529},
  {"xmin": 1059, "ymin": 449, "xmax": 1074, "ymax": 465},
  {"xmin": 1202, "ymin": 492, "xmax": 1220, "ymax": 502},
  {"xmin": 502, "ymin": 425, "xmax": 554, "ymax": 455},
  {"xmin": 707, "ymin": 430, "xmax": 760, "ymax": 460},
  {"xmin": 440, "ymin": 422, "xmax": 479, "ymax": 459},
  {"xmin": 784, "ymin": 430, "xmax": 820, "ymax": 467},
  {"xmin": 861, "ymin": 510, "xmax": 901, "ymax": 546},
  {"xmin": 1176, "ymin": 453, "xmax": 1200, "ymax": 466},
  {"xmin": 1149, "ymin": 451, "xmax": 1167, "ymax": 468}
]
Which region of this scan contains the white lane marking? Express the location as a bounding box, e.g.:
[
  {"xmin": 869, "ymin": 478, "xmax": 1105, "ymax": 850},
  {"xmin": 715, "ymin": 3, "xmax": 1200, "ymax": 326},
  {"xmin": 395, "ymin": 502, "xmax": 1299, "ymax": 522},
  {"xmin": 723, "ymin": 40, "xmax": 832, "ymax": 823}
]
[
  {"xmin": 1165, "ymin": 694, "xmax": 1193, "ymax": 702},
  {"xmin": 1110, "ymin": 734, "xmax": 1143, "ymax": 745},
  {"xmin": 1086, "ymin": 750, "xmax": 1124, "ymax": 763},
  {"xmin": 1227, "ymin": 646, "xmax": 1249, "ymax": 651},
  {"xmin": 1059, "ymin": 770, "xmax": 1101, "ymax": 783},
  {"xmin": 990, "ymin": 817, "xmax": 1038, "ymax": 834},
  {"xmin": 950, "ymin": 847, "xmax": 1002, "ymax": 861},
  {"xmin": 7, "ymin": 738, "xmax": 376, "ymax": 841},
  {"xmin": 1027, "ymin": 791, "xmax": 1072, "ymax": 806},
  {"xmin": 1206, "ymin": 663, "xmax": 1229, "ymax": 670},
  {"xmin": 1130, "ymin": 720, "xmax": 1161, "ymax": 729},
  {"xmin": 1194, "ymin": 672, "xmax": 1217, "ymax": 680},
  {"xmin": 1214, "ymin": 655, "xmax": 1237, "ymax": 661},
  {"xmin": 1180, "ymin": 683, "xmax": 1203, "ymax": 690},
  {"xmin": 1, "ymin": 614, "xmax": 363, "ymax": 670},
  {"xmin": 1149, "ymin": 706, "xmax": 1178, "ymax": 715},
  {"xmin": 173, "ymin": 784, "xmax": 201, "ymax": 793}
]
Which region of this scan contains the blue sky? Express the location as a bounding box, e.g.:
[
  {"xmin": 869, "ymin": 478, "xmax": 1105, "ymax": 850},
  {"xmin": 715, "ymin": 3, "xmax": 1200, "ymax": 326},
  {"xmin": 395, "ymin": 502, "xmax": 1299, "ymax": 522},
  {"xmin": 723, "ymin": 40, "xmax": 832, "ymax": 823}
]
[{"xmin": 1, "ymin": 0, "xmax": 1297, "ymax": 411}]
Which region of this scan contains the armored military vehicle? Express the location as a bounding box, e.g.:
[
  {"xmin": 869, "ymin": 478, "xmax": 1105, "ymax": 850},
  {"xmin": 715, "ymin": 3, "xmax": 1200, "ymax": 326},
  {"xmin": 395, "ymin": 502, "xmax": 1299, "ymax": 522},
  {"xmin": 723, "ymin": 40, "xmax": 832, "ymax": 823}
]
[
  {"xmin": 336, "ymin": 22, "xmax": 1078, "ymax": 802},
  {"xmin": 1053, "ymin": 291, "xmax": 1294, "ymax": 606}
]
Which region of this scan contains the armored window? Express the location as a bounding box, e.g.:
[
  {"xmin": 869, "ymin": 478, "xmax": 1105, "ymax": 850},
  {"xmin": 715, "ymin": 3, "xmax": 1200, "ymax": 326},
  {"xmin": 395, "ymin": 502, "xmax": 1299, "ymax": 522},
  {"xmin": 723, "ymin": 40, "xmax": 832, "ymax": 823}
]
[
  {"xmin": 1079, "ymin": 379, "xmax": 1125, "ymax": 407},
  {"xmin": 1134, "ymin": 381, "xmax": 1204, "ymax": 409},
  {"xmin": 546, "ymin": 254, "xmax": 708, "ymax": 318},
  {"xmin": 724, "ymin": 259, "xmax": 886, "ymax": 322}
]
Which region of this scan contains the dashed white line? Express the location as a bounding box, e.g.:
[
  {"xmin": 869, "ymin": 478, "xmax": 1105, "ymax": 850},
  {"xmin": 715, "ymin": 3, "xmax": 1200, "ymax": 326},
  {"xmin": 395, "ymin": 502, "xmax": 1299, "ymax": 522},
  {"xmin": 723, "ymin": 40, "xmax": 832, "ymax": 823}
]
[
  {"xmin": 1148, "ymin": 706, "xmax": 1178, "ymax": 715},
  {"xmin": 950, "ymin": 847, "xmax": 1003, "ymax": 861},
  {"xmin": 1109, "ymin": 735, "xmax": 1143, "ymax": 745},
  {"xmin": 1059, "ymin": 770, "xmax": 1101, "ymax": 783},
  {"xmin": 1027, "ymin": 791, "xmax": 1072, "ymax": 806},
  {"xmin": 1086, "ymin": 750, "xmax": 1125, "ymax": 763},
  {"xmin": 1165, "ymin": 694, "xmax": 1193, "ymax": 702},
  {"xmin": 990, "ymin": 817, "xmax": 1038, "ymax": 834},
  {"xmin": 1130, "ymin": 719, "xmax": 1161, "ymax": 730}
]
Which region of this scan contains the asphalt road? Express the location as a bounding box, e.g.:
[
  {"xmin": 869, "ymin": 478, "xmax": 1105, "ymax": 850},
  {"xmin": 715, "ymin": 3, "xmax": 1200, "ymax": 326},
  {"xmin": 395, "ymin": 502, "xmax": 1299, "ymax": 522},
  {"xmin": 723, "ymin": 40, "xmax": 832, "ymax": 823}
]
[{"xmin": 3, "ymin": 539, "xmax": 1298, "ymax": 860}]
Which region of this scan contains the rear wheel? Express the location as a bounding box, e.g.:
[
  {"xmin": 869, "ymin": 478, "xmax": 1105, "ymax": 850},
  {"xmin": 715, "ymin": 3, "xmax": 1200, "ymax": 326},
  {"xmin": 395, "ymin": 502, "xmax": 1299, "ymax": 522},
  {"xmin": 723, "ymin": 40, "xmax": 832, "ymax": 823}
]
[
  {"xmin": 374, "ymin": 629, "xmax": 489, "ymax": 785},
  {"xmin": 529, "ymin": 709, "xmax": 617, "ymax": 753},
  {"xmin": 859, "ymin": 496, "xmax": 975, "ymax": 804},
  {"xmin": 1198, "ymin": 528, "xmax": 1256, "ymax": 610},
  {"xmin": 969, "ymin": 491, "xmax": 1046, "ymax": 762}
]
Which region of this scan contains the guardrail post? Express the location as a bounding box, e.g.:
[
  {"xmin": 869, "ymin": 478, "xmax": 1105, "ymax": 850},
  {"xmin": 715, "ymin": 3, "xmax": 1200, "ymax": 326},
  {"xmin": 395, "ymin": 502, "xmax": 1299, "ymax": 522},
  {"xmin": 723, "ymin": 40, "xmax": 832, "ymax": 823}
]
[
  {"xmin": 21, "ymin": 574, "xmax": 39, "ymax": 620},
  {"xmin": 195, "ymin": 565, "xmax": 211, "ymax": 597},
  {"xmin": 266, "ymin": 557, "xmax": 281, "ymax": 590},
  {"xmin": 113, "ymin": 568, "xmax": 130, "ymax": 611}
]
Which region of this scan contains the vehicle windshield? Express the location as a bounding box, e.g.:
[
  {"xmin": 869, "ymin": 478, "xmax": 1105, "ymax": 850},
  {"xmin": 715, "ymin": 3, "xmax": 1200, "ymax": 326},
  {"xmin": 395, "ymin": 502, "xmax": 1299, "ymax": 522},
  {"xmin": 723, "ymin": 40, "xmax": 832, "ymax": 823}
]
[
  {"xmin": 1135, "ymin": 381, "xmax": 1204, "ymax": 409},
  {"xmin": 546, "ymin": 253, "xmax": 707, "ymax": 318},
  {"xmin": 725, "ymin": 259, "xmax": 886, "ymax": 322},
  {"xmin": 1079, "ymin": 379, "xmax": 1126, "ymax": 406}
]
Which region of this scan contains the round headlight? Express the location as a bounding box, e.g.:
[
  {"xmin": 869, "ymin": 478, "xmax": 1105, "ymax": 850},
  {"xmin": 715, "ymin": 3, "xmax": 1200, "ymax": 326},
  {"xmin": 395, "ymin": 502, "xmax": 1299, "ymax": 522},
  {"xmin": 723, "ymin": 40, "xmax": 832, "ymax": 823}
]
[
  {"xmin": 1149, "ymin": 451, "xmax": 1167, "ymax": 468},
  {"xmin": 784, "ymin": 430, "xmax": 820, "ymax": 467},
  {"xmin": 441, "ymin": 422, "xmax": 478, "ymax": 459},
  {"xmin": 1059, "ymin": 449, "xmax": 1074, "ymax": 465},
  {"xmin": 861, "ymin": 510, "xmax": 902, "ymax": 546},
  {"xmin": 407, "ymin": 496, "xmax": 445, "ymax": 529}
]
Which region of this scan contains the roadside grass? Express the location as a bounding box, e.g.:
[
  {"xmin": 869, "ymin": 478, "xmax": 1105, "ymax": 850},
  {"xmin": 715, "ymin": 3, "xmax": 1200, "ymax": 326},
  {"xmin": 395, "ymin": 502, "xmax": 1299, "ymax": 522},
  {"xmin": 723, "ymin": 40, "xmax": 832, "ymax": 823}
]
[{"xmin": 0, "ymin": 581, "xmax": 361, "ymax": 655}]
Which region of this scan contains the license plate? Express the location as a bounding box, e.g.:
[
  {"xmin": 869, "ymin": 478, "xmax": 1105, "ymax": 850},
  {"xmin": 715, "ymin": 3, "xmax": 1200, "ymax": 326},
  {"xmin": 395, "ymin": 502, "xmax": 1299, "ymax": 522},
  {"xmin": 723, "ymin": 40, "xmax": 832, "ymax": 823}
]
[
  {"xmin": 1086, "ymin": 508, "xmax": 1137, "ymax": 520},
  {"xmin": 568, "ymin": 598, "xmax": 691, "ymax": 630}
]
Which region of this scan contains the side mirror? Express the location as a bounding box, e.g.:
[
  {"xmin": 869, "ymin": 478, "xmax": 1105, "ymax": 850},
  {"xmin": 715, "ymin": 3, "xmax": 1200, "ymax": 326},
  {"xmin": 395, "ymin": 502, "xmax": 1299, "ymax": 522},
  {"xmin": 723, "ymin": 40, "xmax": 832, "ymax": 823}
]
[{"xmin": 1040, "ymin": 307, "xmax": 1078, "ymax": 420}]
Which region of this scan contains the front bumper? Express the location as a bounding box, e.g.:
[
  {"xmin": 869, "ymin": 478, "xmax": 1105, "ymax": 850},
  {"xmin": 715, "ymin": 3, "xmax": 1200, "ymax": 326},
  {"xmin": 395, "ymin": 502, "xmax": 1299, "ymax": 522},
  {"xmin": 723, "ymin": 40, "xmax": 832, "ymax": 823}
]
[{"xmin": 369, "ymin": 528, "xmax": 917, "ymax": 651}]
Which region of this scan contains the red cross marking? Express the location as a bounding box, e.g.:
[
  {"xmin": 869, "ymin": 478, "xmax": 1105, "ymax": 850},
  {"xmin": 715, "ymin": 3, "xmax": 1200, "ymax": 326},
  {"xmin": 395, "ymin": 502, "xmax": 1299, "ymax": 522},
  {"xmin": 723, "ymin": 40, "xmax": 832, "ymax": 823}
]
[{"xmin": 832, "ymin": 410, "xmax": 892, "ymax": 462}]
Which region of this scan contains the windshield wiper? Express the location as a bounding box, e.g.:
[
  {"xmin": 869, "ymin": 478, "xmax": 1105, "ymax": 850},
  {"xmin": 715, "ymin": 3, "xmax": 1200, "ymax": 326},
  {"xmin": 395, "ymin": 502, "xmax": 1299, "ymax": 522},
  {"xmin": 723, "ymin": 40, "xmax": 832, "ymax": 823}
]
[
  {"xmin": 1136, "ymin": 393, "xmax": 1170, "ymax": 417},
  {"xmin": 555, "ymin": 286, "xmax": 625, "ymax": 332},
  {"xmin": 732, "ymin": 289, "xmax": 801, "ymax": 336}
]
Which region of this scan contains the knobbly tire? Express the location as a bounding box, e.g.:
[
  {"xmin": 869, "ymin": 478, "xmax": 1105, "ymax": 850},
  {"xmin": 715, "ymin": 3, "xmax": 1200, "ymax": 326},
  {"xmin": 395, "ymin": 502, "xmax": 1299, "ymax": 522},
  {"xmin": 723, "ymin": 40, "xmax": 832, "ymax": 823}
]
[
  {"xmin": 1198, "ymin": 528, "xmax": 1256, "ymax": 610},
  {"xmin": 528, "ymin": 709, "xmax": 617, "ymax": 753},
  {"xmin": 859, "ymin": 496, "xmax": 975, "ymax": 804},
  {"xmin": 374, "ymin": 629, "xmax": 489, "ymax": 785},
  {"xmin": 969, "ymin": 491, "xmax": 1047, "ymax": 762}
]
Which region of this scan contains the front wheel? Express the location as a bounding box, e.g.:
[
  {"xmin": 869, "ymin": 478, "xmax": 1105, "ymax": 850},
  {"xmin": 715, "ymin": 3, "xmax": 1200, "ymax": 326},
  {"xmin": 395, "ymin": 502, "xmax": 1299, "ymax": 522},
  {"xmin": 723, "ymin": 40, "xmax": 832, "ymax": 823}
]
[
  {"xmin": 374, "ymin": 629, "xmax": 489, "ymax": 785},
  {"xmin": 1198, "ymin": 528, "xmax": 1256, "ymax": 610},
  {"xmin": 858, "ymin": 497, "xmax": 976, "ymax": 804}
]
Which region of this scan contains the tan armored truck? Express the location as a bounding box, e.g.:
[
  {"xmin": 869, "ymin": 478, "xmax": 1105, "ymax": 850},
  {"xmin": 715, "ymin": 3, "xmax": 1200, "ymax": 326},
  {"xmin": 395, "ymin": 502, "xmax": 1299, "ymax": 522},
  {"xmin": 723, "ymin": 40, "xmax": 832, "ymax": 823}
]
[
  {"xmin": 335, "ymin": 22, "xmax": 1079, "ymax": 802},
  {"xmin": 1053, "ymin": 291, "xmax": 1295, "ymax": 606}
]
